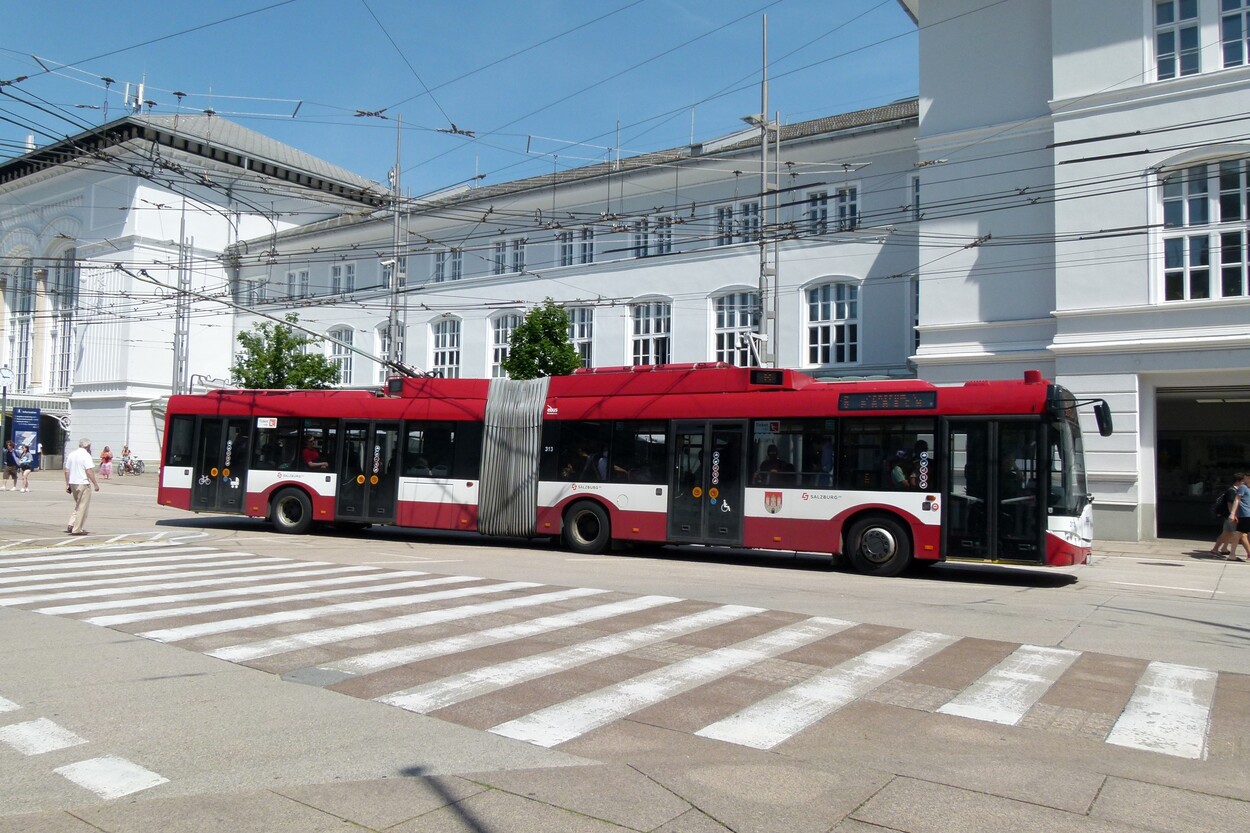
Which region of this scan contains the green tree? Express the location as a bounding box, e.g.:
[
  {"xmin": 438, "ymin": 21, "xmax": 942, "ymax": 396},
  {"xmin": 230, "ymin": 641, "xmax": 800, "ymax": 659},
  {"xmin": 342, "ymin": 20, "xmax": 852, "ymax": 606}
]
[
  {"xmin": 230, "ymin": 313, "xmax": 341, "ymax": 389},
  {"xmin": 501, "ymin": 298, "xmax": 583, "ymax": 380}
]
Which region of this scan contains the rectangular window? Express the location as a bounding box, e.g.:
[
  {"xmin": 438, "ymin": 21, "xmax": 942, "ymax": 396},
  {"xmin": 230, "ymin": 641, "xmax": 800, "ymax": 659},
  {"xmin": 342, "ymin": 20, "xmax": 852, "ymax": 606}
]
[
  {"xmin": 329, "ymin": 263, "xmax": 355, "ymax": 294},
  {"xmin": 715, "ymin": 206, "xmax": 735, "ymax": 245},
  {"xmin": 631, "ymin": 301, "xmax": 670, "ymax": 365},
  {"xmin": 738, "ymin": 201, "xmax": 760, "ymax": 242},
  {"xmin": 580, "ymin": 227, "xmax": 595, "ymax": 264},
  {"xmin": 1161, "ymin": 162, "xmax": 1250, "ymax": 302},
  {"xmin": 492, "ymin": 314, "xmax": 521, "ymax": 378},
  {"xmin": 298, "ymin": 269, "xmax": 310, "ymax": 297},
  {"xmin": 1224, "ymin": 0, "xmax": 1250, "ymax": 67},
  {"xmin": 567, "ymin": 306, "xmax": 593, "ymax": 367},
  {"xmin": 432, "ymin": 319, "xmax": 461, "ymax": 378},
  {"xmin": 434, "ymin": 250, "xmax": 461, "ymax": 282},
  {"xmin": 911, "ymin": 175, "xmax": 921, "ymax": 221},
  {"xmin": 633, "ymin": 219, "xmax": 650, "ymax": 258},
  {"xmin": 807, "ymin": 191, "xmax": 829, "ymax": 234},
  {"xmin": 749, "ymin": 418, "xmax": 841, "ymax": 489},
  {"xmin": 655, "ymin": 215, "xmax": 673, "ymax": 255},
  {"xmin": 836, "ymin": 187, "xmax": 859, "ymax": 231},
  {"xmin": 714, "ymin": 292, "xmax": 759, "ymax": 366},
  {"xmin": 1156, "ymin": 0, "xmax": 1200, "ymax": 79},
  {"xmin": 285, "ymin": 270, "xmax": 296, "ymax": 298},
  {"xmin": 377, "ymin": 323, "xmax": 405, "ymax": 384},
  {"xmin": 557, "ymin": 231, "xmax": 574, "ymax": 266},
  {"xmin": 493, "ymin": 241, "xmax": 507, "ymax": 275},
  {"xmin": 403, "ymin": 421, "xmax": 482, "ymax": 480},
  {"xmin": 1221, "ymin": 230, "xmax": 1247, "ymax": 296},
  {"xmin": 807, "ymin": 283, "xmax": 859, "ymax": 365},
  {"xmin": 511, "ymin": 239, "xmax": 526, "ymax": 273},
  {"xmin": 1220, "ymin": 160, "xmax": 1246, "ymax": 222},
  {"xmin": 837, "ymin": 418, "xmax": 936, "ymax": 491}
]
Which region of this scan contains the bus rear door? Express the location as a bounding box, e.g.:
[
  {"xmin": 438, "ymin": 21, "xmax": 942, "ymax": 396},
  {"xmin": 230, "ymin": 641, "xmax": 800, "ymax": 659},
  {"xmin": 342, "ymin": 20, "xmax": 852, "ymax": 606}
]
[
  {"xmin": 943, "ymin": 419, "xmax": 1044, "ymax": 564},
  {"xmin": 190, "ymin": 417, "xmax": 250, "ymax": 513},
  {"xmin": 668, "ymin": 421, "xmax": 747, "ymax": 546},
  {"xmin": 336, "ymin": 421, "xmax": 401, "ymax": 524}
]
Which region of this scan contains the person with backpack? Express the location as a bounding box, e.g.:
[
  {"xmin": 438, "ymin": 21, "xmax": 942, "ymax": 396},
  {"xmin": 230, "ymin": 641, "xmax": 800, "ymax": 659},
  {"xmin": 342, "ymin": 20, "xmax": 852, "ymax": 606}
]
[{"xmin": 1212, "ymin": 473, "xmax": 1244, "ymax": 558}]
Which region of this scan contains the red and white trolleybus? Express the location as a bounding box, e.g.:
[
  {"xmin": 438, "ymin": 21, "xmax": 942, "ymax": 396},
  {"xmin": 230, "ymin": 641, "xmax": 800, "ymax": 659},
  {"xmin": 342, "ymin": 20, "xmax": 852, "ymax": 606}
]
[{"xmin": 157, "ymin": 364, "xmax": 1112, "ymax": 576}]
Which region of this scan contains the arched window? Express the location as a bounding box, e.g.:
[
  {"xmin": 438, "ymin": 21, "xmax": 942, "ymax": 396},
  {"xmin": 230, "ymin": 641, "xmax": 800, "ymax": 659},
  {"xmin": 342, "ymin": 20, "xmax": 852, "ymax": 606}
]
[
  {"xmin": 327, "ymin": 326, "xmax": 353, "ymax": 385},
  {"xmin": 806, "ymin": 282, "xmax": 858, "ymax": 366},
  {"xmin": 376, "ymin": 322, "xmax": 406, "ymax": 384},
  {"xmin": 491, "ymin": 313, "xmax": 522, "ymax": 378},
  {"xmin": 713, "ymin": 291, "xmax": 759, "ymax": 366},
  {"xmin": 6, "ymin": 257, "xmax": 34, "ymax": 389},
  {"xmin": 631, "ymin": 300, "xmax": 671, "ymax": 366},
  {"xmin": 50, "ymin": 249, "xmax": 78, "ymax": 391},
  {"xmin": 431, "ymin": 318, "xmax": 461, "ymax": 378}
]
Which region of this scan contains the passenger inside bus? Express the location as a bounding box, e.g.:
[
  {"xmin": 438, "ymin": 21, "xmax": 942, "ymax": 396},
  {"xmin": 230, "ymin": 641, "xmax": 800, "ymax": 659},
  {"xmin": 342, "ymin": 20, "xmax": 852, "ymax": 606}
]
[
  {"xmin": 755, "ymin": 444, "xmax": 795, "ymax": 485},
  {"xmin": 302, "ymin": 436, "xmax": 330, "ymax": 471}
]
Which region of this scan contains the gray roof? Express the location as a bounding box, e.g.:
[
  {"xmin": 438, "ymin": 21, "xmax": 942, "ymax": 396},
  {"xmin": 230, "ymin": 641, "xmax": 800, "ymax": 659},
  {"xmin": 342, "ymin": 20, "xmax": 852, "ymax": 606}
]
[
  {"xmin": 0, "ymin": 113, "xmax": 385, "ymax": 205},
  {"xmin": 132, "ymin": 115, "xmax": 380, "ymax": 192}
]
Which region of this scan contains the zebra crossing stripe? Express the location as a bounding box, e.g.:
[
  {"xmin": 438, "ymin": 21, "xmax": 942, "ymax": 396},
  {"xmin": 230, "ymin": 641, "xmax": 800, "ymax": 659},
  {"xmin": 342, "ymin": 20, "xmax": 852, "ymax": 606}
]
[
  {"xmin": 0, "ymin": 555, "xmax": 286, "ymax": 586},
  {"xmin": 0, "ymin": 545, "xmax": 216, "ymax": 566},
  {"xmin": 0, "ymin": 561, "xmax": 332, "ymax": 604},
  {"xmin": 32, "ymin": 567, "xmax": 381, "ymax": 614},
  {"xmin": 936, "ymin": 645, "xmax": 1080, "ymax": 725},
  {"xmin": 380, "ymin": 603, "xmax": 765, "ymax": 714},
  {"xmin": 1105, "ymin": 661, "xmax": 1217, "ymax": 760},
  {"xmin": 54, "ymin": 755, "xmax": 168, "ymax": 800},
  {"xmin": 208, "ymin": 587, "xmax": 609, "ymax": 663},
  {"xmin": 334, "ymin": 594, "xmax": 686, "ymax": 677},
  {"xmin": 0, "ymin": 718, "xmax": 88, "ymax": 755},
  {"xmin": 82, "ymin": 575, "xmax": 467, "ymax": 626},
  {"xmin": 0, "ymin": 541, "xmax": 194, "ymax": 560},
  {"xmin": 696, "ymin": 630, "xmax": 959, "ymax": 749},
  {"xmin": 489, "ymin": 616, "xmax": 854, "ymax": 748},
  {"xmin": 138, "ymin": 576, "xmax": 499, "ymax": 643},
  {"xmin": 0, "ymin": 695, "xmax": 18, "ymax": 713}
]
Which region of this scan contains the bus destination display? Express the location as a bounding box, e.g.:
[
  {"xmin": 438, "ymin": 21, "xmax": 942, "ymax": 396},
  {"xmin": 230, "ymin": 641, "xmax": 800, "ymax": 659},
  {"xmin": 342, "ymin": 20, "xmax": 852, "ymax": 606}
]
[{"xmin": 838, "ymin": 391, "xmax": 937, "ymax": 411}]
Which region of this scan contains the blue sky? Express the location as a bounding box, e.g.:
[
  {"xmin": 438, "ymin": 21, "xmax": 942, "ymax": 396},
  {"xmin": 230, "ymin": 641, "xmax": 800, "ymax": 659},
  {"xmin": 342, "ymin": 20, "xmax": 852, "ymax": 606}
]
[{"xmin": 0, "ymin": 0, "xmax": 918, "ymax": 196}]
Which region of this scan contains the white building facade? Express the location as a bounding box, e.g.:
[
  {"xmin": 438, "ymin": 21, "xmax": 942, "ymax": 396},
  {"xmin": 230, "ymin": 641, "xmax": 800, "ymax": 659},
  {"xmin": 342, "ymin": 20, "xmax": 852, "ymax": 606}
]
[
  {"xmin": 229, "ymin": 103, "xmax": 922, "ymax": 389},
  {"xmin": 904, "ymin": 0, "xmax": 1250, "ymax": 540},
  {"xmin": 0, "ymin": 115, "xmax": 384, "ymax": 463}
]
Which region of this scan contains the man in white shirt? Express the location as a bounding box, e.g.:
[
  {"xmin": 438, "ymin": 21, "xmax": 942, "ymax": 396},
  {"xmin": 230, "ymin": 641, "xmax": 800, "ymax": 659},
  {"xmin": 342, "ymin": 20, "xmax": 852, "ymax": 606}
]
[{"xmin": 64, "ymin": 438, "xmax": 100, "ymax": 535}]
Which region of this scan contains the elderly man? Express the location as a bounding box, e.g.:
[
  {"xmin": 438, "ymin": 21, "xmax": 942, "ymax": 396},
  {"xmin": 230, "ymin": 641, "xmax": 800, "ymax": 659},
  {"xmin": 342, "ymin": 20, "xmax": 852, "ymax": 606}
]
[{"xmin": 64, "ymin": 438, "xmax": 100, "ymax": 535}]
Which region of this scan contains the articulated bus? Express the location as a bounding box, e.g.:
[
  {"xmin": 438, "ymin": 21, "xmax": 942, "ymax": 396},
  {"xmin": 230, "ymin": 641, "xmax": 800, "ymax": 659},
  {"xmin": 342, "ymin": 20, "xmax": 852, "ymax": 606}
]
[{"xmin": 157, "ymin": 364, "xmax": 1112, "ymax": 576}]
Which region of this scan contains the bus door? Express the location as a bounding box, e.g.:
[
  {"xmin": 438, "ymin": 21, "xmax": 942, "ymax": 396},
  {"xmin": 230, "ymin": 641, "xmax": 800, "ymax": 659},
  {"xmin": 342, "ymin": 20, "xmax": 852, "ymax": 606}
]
[
  {"xmin": 336, "ymin": 421, "xmax": 401, "ymax": 524},
  {"xmin": 943, "ymin": 420, "xmax": 1044, "ymax": 563},
  {"xmin": 190, "ymin": 417, "xmax": 251, "ymax": 513},
  {"xmin": 668, "ymin": 421, "xmax": 747, "ymax": 546}
]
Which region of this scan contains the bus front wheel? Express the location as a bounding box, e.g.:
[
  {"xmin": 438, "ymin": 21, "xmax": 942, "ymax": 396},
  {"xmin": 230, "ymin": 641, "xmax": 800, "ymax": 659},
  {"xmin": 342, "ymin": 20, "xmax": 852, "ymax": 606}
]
[
  {"xmin": 563, "ymin": 501, "xmax": 610, "ymax": 554},
  {"xmin": 271, "ymin": 488, "xmax": 313, "ymax": 535},
  {"xmin": 846, "ymin": 516, "xmax": 911, "ymax": 577}
]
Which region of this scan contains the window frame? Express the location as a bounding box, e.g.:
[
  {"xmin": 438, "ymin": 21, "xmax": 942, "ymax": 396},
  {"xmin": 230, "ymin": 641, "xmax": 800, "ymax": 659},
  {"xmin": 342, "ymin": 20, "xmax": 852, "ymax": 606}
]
[
  {"xmin": 805, "ymin": 281, "xmax": 860, "ymax": 367},
  {"xmin": 431, "ymin": 317, "xmax": 462, "ymax": 378},
  {"xmin": 630, "ymin": 300, "xmax": 671, "ymax": 366}
]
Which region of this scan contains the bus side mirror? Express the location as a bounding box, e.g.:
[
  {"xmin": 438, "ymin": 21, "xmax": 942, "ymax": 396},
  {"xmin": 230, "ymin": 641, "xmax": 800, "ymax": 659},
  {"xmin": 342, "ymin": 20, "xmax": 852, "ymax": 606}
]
[{"xmin": 1093, "ymin": 401, "xmax": 1113, "ymax": 437}]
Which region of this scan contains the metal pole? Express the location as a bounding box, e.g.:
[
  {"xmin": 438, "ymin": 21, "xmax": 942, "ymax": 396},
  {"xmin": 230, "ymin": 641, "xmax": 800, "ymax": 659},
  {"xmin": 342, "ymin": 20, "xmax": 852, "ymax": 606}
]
[
  {"xmin": 387, "ymin": 116, "xmax": 403, "ymax": 368},
  {"xmin": 757, "ymin": 15, "xmax": 774, "ymax": 368}
]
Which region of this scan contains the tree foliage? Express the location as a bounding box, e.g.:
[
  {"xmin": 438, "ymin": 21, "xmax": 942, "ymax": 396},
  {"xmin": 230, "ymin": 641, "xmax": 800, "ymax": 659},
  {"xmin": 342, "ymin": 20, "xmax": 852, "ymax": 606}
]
[
  {"xmin": 501, "ymin": 298, "xmax": 583, "ymax": 380},
  {"xmin": 230, "ymin": 313, "xmax": 340, "ymax": 389}
]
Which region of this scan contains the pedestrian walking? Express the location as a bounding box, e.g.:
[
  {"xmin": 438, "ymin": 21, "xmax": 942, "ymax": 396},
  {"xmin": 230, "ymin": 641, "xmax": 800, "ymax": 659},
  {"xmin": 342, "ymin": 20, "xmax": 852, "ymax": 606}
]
[
  {"xmin": 1232, "ymin": 472, "xmax": 1250, "ymax": 562},
  {"xmin": 16, "ymin": 445, "xmax": 33, "ymax": 492},
  {"xmin": 63, "ymin": 439, "xmax": 100, "ymax": 535},
  {"xmin": 1211, "ymin": 473, "xmax": 1244, "ymax": 557},
  {"xmin": 1, "ymin": 441, "xmax": 17, "ymax": 491}
]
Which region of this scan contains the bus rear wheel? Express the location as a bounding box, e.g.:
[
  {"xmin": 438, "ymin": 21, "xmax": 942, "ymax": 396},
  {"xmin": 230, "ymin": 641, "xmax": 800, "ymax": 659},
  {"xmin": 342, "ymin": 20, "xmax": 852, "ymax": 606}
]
[
  {"xmin": 563, "ymin": 501, "xmax": 610, "ymax": 554},
  {"xmin": 271, "ymin": 488, "xmax": 313, "ymax": 535},
  {"xmin": 846, "ymin": 515, "xmax": 911, "ymax": 577}
]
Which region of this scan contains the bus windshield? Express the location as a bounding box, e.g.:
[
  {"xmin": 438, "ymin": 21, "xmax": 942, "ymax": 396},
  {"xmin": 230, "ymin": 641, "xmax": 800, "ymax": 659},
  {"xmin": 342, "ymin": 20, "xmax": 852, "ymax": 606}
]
[{"xmin": 1047, "ymin": 407, "xmax": 1089, "ymax": 517}]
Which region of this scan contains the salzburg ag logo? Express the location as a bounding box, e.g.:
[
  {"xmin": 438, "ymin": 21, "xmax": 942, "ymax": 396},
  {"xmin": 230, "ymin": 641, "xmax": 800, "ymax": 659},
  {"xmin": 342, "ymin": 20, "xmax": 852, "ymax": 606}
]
[{"xmin": 763, "ymin": 491, "xmax": 782, "ymax": 514}]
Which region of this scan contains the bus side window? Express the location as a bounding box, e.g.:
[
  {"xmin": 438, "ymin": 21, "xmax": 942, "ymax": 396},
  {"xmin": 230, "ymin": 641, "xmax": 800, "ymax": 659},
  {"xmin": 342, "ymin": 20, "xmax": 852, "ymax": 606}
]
[
  {"xmin": 452, "ymin": 421, "xmax": 483, "ymax": 480},
  {"xmin": 166, "ymin": 415, "xmax": 195, "ymax": 467}
]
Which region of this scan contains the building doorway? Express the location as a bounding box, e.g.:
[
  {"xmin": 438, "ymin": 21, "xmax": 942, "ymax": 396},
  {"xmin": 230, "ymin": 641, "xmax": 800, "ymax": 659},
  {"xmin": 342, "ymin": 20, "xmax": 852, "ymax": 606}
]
[{"xmin": 1156, "ymin": 388, "xmax": 1250, "ymax": 538}]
